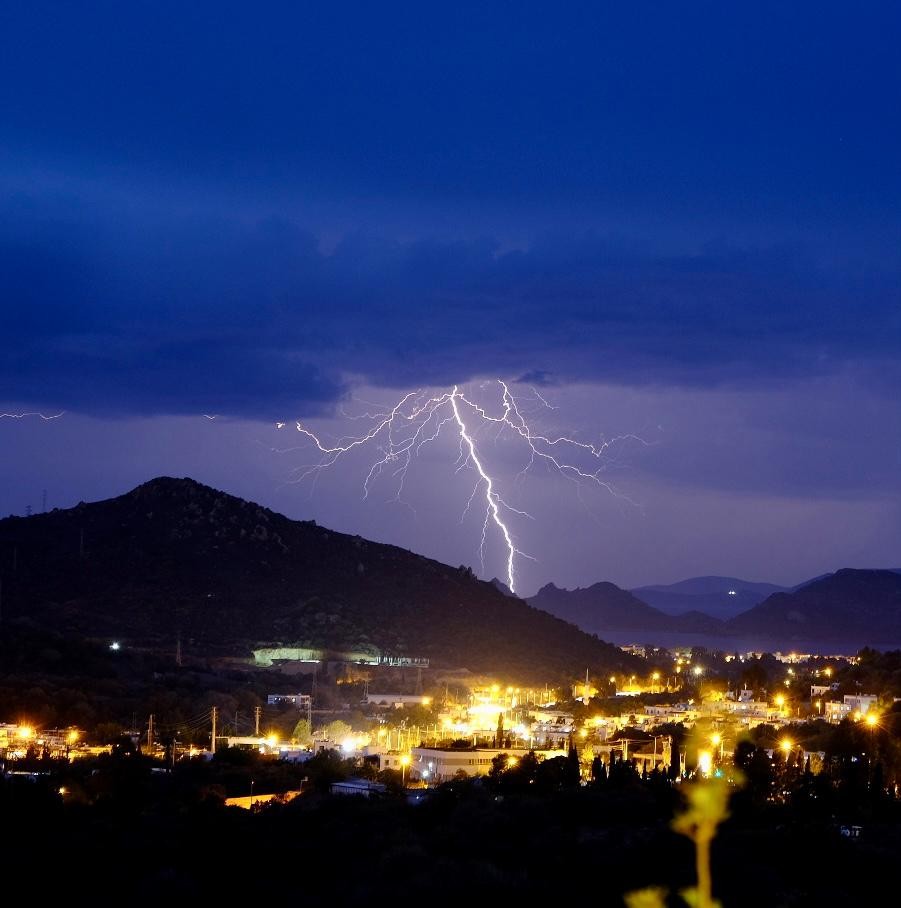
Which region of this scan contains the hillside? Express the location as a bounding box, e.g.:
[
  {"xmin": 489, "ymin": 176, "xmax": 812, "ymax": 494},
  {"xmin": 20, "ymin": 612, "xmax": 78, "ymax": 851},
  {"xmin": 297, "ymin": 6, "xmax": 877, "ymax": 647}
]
[
  {"xmin": 0, "ymin": 477, "xmax": 635, "ymax": 681},
  {"xmin": 727, "ymin": 569, "xmax": 901, "ymax": 643},
  {"xmin": 528, "ymin": 582, "xmax": 722, "ymax": 636},
  {"xmin": 632, "ymin": 576, "xmax": 785, "ymax": 621}
]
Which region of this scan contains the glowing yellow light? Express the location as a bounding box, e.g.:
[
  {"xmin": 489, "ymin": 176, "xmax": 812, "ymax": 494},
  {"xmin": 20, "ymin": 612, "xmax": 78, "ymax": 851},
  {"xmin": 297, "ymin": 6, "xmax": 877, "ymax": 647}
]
[
  {"xmin": 266, "ymin": 734, "xmax": 278, "ymax": 746},
  {"xmin": 865, "ymin": 713, "xmax": 878, "ymax": 727},
  {"xmin": 692, "ymin": 666, "xmax": 703, "ymax": 677},
  {"xmin": 651, "ymin": 672, "xmax": 660, "ymax": 681},
  {"xmin": 491, "ymin": 684, "xmax": 500, "ymax": 694},
  {"xmin": 58, "ymin": 787, "xmax": 67, "ymax": 796},
  {"xmin": 400, "ymin": 755, "xmax": 411, "ymax": 767},
  {"xmin": 780, "ymin": 739, "xmax": 793, "ymax": 753},
  {"xmin": 774, "ymin": 694, "xmax": 785, "ymax": 708},
  {"xmin": 422, "ymin": 697, "xmax": 432, "ymax": 705},
  {"xmin": 507, "ymin": 756, "xmax": 518, "ymax": 767},
  {"xmin": 67, "ymin": 730, "xmax": 79, "ymax": 744},
  {"xmin": 697, "ymin": 750, "xmax": 713, "ymax": 776},
  {"xmin": 579, "ymin": 728, "xmax": 588, "ymax": 738},
  {"xmin": 17, "ymin": 726, "xmax": 33, "ymax": 740},
  {"xmin": 824, "ymin": 667, "xmax": 832, "ymax": 677},
  {"xmin": 710, "ymin": 733, "xmax": 722, "ymax": 747},
  {"xmin": 609, "ymin": 676, "xmax": 616, "ymax": 684}
]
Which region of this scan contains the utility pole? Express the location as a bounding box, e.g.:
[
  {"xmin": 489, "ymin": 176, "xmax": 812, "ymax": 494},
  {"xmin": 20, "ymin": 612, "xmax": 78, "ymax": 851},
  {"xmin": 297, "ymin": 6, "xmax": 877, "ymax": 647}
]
[
  {"xmin": 211, "ymin": 706, "xmax": 218, "ymax": 754},
  {"xmin": 254, "ymin": 705, "xmax": 261, "ymax": 737},
  {"xmin": 147, "ymin": 714, "xmax": 154, "ymax": 754}
]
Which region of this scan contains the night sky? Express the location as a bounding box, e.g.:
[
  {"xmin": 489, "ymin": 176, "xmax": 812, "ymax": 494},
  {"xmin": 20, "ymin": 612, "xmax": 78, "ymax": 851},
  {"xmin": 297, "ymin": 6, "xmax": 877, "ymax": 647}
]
[{"xmin": 2, "ymin": 3, "xmax": 900, "ymax": 593}]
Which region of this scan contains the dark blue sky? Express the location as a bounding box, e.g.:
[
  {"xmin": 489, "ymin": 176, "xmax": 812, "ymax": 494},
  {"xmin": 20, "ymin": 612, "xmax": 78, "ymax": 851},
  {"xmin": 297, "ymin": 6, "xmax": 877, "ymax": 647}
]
[{"xmin": 2, "ymin": 3, "xmax": 900, "ymax": 591}]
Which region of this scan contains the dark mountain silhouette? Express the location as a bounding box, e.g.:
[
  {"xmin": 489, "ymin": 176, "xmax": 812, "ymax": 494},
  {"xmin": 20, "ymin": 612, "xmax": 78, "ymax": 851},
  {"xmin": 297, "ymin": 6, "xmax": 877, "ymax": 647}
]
[
  {"xmin": 0, "ymin": 477, "xmax": 635, "ymax": 680},
  {"xmin": 727, "ymin": 569, "xmax": 901, "ymax": 643},
  {"xmin": 632, "ymin": 575, "xmax": 786, "ymax": 620},
  {"xmin": 528, "ymin": 581, "xmax": 723, "ymax": 636},
  {"xmin": 787, "ymin": 568, "xmax": 901, "ymax": 593}
]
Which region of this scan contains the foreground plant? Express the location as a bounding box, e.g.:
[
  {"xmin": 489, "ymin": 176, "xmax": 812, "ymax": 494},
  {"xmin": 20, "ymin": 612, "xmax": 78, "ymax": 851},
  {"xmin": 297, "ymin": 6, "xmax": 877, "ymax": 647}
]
[{"xmin": 625, "ymin": 777, "xmax": 732, "ymax": 908}]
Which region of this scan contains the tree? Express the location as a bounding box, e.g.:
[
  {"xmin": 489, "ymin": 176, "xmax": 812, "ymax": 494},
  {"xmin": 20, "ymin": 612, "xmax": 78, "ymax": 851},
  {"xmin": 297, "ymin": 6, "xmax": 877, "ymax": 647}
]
[{"xmin": 292, "ymin": 718, "xmax": 313, "ymax": 747}]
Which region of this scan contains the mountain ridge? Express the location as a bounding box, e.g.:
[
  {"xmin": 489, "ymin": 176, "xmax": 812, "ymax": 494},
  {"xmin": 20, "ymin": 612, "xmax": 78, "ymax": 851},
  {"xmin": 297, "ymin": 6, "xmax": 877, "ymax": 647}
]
[{"xmin": 0, "ymin": 476, "xmax": 636, "ymax": 681}]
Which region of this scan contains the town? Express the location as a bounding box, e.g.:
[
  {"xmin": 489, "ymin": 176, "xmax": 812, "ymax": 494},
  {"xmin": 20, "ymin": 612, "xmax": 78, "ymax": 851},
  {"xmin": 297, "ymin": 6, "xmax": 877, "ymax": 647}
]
[{"xmin": 3, "ymin": 642, "xmax": 894, "ymax": 800}]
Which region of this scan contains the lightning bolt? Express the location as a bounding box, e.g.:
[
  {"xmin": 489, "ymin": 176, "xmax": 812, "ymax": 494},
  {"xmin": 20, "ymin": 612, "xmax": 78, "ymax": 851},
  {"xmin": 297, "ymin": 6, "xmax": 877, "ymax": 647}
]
[{"xmin": 276, "ymin": 380, "xmax": 645, "ymax": 594}]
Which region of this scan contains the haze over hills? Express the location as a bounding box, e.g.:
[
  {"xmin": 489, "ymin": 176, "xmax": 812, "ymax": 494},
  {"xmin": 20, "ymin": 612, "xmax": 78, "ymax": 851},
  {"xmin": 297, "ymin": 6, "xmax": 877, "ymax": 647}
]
[
  {"xmin": 632, "ymin": 576, "xmax": 787, "ymax": 621},
  {"xmin": 0, "ymin": 477, "xmax": 635, "ymax": 681}
]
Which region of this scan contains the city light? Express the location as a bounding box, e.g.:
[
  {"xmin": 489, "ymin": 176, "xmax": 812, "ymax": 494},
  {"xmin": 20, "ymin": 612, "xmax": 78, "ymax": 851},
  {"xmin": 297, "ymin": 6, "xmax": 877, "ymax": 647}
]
[
  {"xmin": 110, "ymin": 642, "xmax": 120, "ymax": 651},
  {"xmin": 17, "ymin": 726, "xmax": 33, "ymax": 739},
  {"xmin": 692, "ymin": 666, "xmax": 703, "ymax": 677},
  {"xmin": 400, "ymin": 754, "xmax": 411, "ymax": 786},
  {"xmin": 697, "ymin": 750, "xmax": 713, "ymax": 776},
  {"xmin": 774, "ymin": 694, "xmax": 786, "ymax": 708},
  {"xmin": 780, "ymin": 739, "xmax": 793, "ymax": 754},
  {"xmin": 865, "ymin": 713, "xmax": 878, "ymax": 727}
]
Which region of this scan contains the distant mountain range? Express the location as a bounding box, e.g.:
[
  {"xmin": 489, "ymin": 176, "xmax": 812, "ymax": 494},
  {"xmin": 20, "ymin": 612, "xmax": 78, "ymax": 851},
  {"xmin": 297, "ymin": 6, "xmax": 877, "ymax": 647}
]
[
  {"xmin": 631, "ymin": 576, "xmax": 786, "ymax": 621},
  {"xmin": 0, "ymin": 477, "xmax": 635, "ymax": 681},
  {"xmin": 728, "ymin": 569, "xmax": 901, "ymax": 642},
  {"xmin": 529, "ymin": 582, "xmax": 722, "ymax": 636},
  {"xmin": 530, "ymin": 570, "xmax": 901, "ymax": 646}
]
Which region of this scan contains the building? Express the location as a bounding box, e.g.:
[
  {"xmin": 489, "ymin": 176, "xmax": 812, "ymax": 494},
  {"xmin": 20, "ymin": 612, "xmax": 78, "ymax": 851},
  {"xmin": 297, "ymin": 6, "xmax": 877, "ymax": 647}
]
[
  {"xmin": 409, "ymin": 746, "xmax": 566, "ymax": 782},
  {"xmin": 267, "ymin": 693, "xmax": 312, "ymax": 710},
  {"xmin": 330, "ymin": 779, "xmax": 387, "ymax": 797},
  {"xmin": 364, "ymin": 693, "xmax": 432, "ymax": 708},
  {"xmin": 824, "ymin": 694, "xmax": 878, "ymax": 724}
]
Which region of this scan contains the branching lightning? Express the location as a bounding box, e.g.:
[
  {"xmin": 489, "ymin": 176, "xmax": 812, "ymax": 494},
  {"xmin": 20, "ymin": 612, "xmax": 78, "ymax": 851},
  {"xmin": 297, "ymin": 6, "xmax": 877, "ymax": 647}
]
[
  {"xmin": 0, "ymin": 411, "xmax": 64, "ymax": 420},
  {"xmin": 276, "ymin": 380, "xmax": 644, "ymax": 594}
]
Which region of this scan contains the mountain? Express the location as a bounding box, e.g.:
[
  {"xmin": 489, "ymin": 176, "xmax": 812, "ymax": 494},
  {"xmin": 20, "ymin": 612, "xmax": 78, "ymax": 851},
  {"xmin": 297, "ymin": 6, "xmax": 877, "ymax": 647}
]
[
  {"xmin": 528, "ymin": 581, "xmax": 723, "ymax": 636},
  {"xmin": 727, "ymin": 569, "xmax": 901, "ymax": 643},
  {"xmin": 788, "ymin": 569, "xmax": 901, "ymax": 593},
  {"xmin": 0, "ymin": 477, "xmax": 635, "ymax": 681},
  {"xmin": 632, "ymin": 576, "xmax": 786, "ymax": 621}
]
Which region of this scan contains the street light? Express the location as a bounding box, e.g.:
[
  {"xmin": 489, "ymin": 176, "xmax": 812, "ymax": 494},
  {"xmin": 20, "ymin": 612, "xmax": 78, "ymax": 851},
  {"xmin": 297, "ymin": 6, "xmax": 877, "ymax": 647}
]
[
  {"xmin": 865, "ymin": 712, "xmax": 879, "ymax": 728},
  {"xmin": 400, "ymin": 754, "xmax": 410, "ymax": 786},
  {"xmin": 710, "ymin": 733, "xmax": 724, "ymax": 761}
]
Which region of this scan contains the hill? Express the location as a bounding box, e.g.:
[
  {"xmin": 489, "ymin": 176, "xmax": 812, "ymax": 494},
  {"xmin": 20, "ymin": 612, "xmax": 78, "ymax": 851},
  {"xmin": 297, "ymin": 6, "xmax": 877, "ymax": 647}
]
[
  {"xmin": 632, "ymin": 575, "xmax": 785, "ymax": 621},
  {"xmin": 528, "ymin": 582, "xmax": 722, "ymax": 636},
  {"xmin": 727, "ymin": 569, "xmax": 901, "ymax": 643},
  {"xmin": 0, "ymin": 477, "xmax": 635, "ymax": 681}
]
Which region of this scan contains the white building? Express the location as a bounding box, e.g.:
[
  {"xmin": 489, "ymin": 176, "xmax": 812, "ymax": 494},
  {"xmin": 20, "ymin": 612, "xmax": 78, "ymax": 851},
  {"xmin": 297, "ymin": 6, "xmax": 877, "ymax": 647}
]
[
  {"xmin": 364, "ymin": 693, "xmax": 433, "ymax": 708},
  {"xmin": 410, "ymin": 746, "xmax": 567, "ymax": 782}
]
